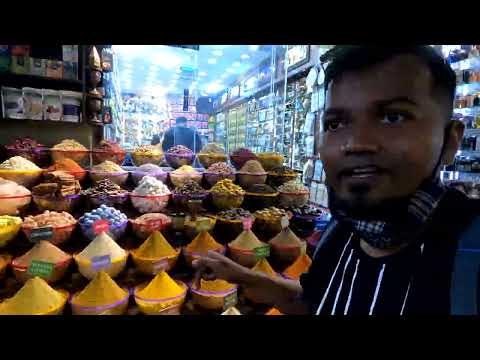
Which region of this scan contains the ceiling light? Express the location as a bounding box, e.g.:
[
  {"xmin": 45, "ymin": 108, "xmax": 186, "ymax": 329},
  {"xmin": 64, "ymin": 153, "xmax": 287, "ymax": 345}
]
[
  {"xmin": 152, "ymin": 52, "xmax": 183, "ymax": 70},
  {"xmin": 249, "ymin": 45, "xmax": 259, "ymax": 51},
  {"xmin": 241, "ymin": 53, "xmax": 250, "ymax": 60},
  {"xmin": 212, "ymin": 50, "xmax": 223, "ymax": 57},
  {"xmin": 207, "ymin": 58, "xmax": 217, "ymax": 64},
  {"xmin": 221, "ymin": 73, "xmax": 228, "ymax": 78},
  {"xmin": 233, "ymin": 62, "xmax": 241, "ymax": 67},
  {"xmin": 205, "ymin": 82, "xmax": 224, "ymax": 94},
  {"xmin": 173, "ymin": 74, "xmax": 180, "ymax": 79},
  {"xmin": 226, "ymin": 68, "xmax": 234, "ymax": 73},
  {"xmin": 176, "ymin": 68, "xmax": 182, "ymax": 73},
  {"xmin": 199, "ymin": 71, "xmax": 207, "ymax": 77}
]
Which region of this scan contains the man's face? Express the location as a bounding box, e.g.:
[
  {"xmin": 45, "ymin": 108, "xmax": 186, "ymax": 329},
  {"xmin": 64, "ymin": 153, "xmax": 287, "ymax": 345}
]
[{"xmin": 319, "ymin": 55, "xmax": 458, "ymax": 212}]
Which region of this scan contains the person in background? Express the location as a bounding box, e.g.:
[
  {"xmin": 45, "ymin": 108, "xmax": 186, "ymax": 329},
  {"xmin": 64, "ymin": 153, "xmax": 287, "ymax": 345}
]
[
  {"xmin": 160, "ymin": 116, "xmax": 203, "ymax": 153},
  {"xmin": 193, "ymin": 45, "xmax": 480, "ymax": 315}
]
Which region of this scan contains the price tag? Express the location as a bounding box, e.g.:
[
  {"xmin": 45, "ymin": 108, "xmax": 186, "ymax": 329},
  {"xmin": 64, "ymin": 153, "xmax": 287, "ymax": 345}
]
[
  {"xmin": 28, "ymin": 260, "xmax": 54, "ymax": 278},
  {"xmin": 93, "ymin": 220, "xmax": 110, "ymax": 235},
  {"xmin": 146, "ymin": 219, "xmax": 165, "ymax": 229},
  {"xmin": 242, "ymin": 217, "xmax": 253, "ymax": 231},
  {"xmin": 91, "ymin": 255, "xmax": 111, "ymax": 271},
  {"xmin": 254, "ymin": 245, "xmax": 270, "ymax": 260},
  {"xmin": 281, "ymin": 216, "xmax": 290, "ymax": 229},
  {"xmin": 29, "ymin": 226, "xmax": 53, "ymax": 243},
  {"xmin": 223, "ymin": 291, "xmax": 238, "ymax": 311},
  {"xmin": 152, "ymin": 259, "xmax": 169, "ymax": 273}
]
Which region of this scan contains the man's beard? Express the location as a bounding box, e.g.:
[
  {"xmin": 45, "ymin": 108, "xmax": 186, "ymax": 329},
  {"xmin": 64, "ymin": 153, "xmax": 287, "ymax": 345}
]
[{"xmin": 327, "ymin": 185, "xmax": 412, "ymax": 223}]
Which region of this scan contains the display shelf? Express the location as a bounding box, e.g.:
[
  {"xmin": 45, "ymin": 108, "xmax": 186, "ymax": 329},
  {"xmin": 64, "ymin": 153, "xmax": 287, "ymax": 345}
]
[
  {"xmin": 464, "ymin": 128, "xmax": 480, "ymax": 136},
  {"xmin": 450, "ymin": 56, "xmax": 480, "ymax": 71},
  {"xmin": 0, "ymin": 72, "xmax": 83, "ymax": 92}
]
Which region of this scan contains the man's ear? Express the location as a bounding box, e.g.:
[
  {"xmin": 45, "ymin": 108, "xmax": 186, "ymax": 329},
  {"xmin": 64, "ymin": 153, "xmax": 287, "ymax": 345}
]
[{"xmin": 442, "ymin": 120, "xmax": 465, "ymax": 166}]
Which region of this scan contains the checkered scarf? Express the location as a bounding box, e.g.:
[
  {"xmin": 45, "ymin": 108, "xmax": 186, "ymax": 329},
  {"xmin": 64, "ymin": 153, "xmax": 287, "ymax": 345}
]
[{"xmin": 331, "ymin": 179, "xmax": 446, "ymax": 249}]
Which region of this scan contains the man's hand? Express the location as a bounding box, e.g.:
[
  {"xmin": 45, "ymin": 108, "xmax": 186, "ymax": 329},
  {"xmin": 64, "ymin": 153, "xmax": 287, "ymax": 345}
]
[{"xmin": 192, "ymin": 250, "xmax": 251, "ymax": 287}]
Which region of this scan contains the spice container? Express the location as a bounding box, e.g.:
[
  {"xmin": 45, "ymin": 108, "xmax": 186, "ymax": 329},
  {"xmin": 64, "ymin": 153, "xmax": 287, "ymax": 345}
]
[
  {"xmin": 130, "ymin": 213, "xmax": 172, "ymax": 240},
  {"xmin": 130, "ymin": 231, "xmax": 181, "ymax": 275},
  {"xmin": 183, "ymin": 229, "xmax": 225, "ymax": 267},
  {"xmin": 0, "ymin": 194, "xmax": 31, "ymax": 216},
  {"xmin": 70, "ymin": 272, "xmax": 130, "ymax": 315},
  {"xmin": 277, "ymin": 181, "xmax": 310, "ymax": 208},
  {"xmin": 214, "ymin": 208, "xmax": 253, "ymax": 245},
  {"xmin": 228, "ymin": 218, "xmax": 269, "ymax": 267},
  {"xmin": 257, "ymin": 152, "xmax": 285, "ymax": 171},
  {"xmin": 5, "ymin": 137, "xmax": 50, "ymax": 167},
  {"xmin": 92, "ymin": 140, "xmax": 126, "ymax": 165},
  {"xmin": 230, "ymin": 148, "xmax": 257, "ymax": 170},
  {"xmin": 0, "ymin": 169, "xmax": 43, "ymax": 189},
  {"xmin": 197, "ymin": 153, "xmax": 228, "ymax": 169},
  {"xmin": 134, "ymin": 272, "xmax": 188, "ymax": 315},
  {"xmin": 22, "ymin": 211, "xmax": 77, "ymax": 246},
  {"xmin": 33, "ymin": 194, "xmax": 81, "ymax": 213},
  {"xmin": 190, "ymin": 279, "xmax": 238, "ymax": 311},
  {"xmin": 11, "ymin": 241, "xmax": 72, "ymax": 284},
  {"xmin": 282, "ymin": 254, "xmax": 312, "ymax": 280},
  {"xmin": 269, "ymin": 225, "xmax": 306, "ymax": 266},
  {"xmin": 0, "ymin": 216, "xmax": 22, "ymax": 248},
  {"xmin": 78, "ymin": 205, "xmax": 128, "ymax": 241},
  {"xmin": 165, "ymin": 145, "xmax": 195, "ymax": 169},
  {"xmin": 169, "ymin": 166, "xmax": 203, "ymax": 187},
  {"xmin": 47, "ymin": 159, "xmax": 87, "ymax": 182},
  {"xmin": 50, "ymin": 149, "xmax": 89, "ymax": 166},
  {"xmin": 253, "ymin": 207, "xmax": 289, "ymax": 241},
  {"xmin": 130, "ymin": 176, "xmax": 171, "ymax": 213},
  {"xmin": 131, "ymin": 164, "xmax": 168, "ymax": 186},
  {"xmin": 243, "ymin": 184, "xmax": 279, "ymax": 212},
  {"xmin": 0, "ymin": 277, "xmax": 69, "ymax": 315},
  {"xmin": 237, "ymin": 160, "xmax": 268, "ymax": 188},
  {"xmin": 74, "ymin": 232, "xmax": 128, "ymax": 280}
]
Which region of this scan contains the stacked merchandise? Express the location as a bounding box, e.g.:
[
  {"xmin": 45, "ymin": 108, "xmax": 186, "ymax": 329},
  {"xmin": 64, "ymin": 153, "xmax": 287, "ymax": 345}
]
[
  {"xmin": 1, "ymin": 86, "xmax": 82, "ymax": 123},
  {"xmin": 227, "ymin": 109, "xmax": 237, "ymax": 151},
  {"xmin": 214, "ymin": 112, "xmax": 227, "ymax": 151},
  {"xmin": 0, "ymin": 134, "xmax": 330, "ymax": 315},
  {"xmin": 442, "ymin": 45, "xmax": 480, "ymax": 197},
  {"xmin": 0, "ymin": 45, "xmax": 79, "ymax": 80}
]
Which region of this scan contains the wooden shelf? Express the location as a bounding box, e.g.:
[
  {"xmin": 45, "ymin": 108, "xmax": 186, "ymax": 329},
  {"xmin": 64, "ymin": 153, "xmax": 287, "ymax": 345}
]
[{"xmin": 0, "ymin": 72, "xmax": 83, "ymax": 92}]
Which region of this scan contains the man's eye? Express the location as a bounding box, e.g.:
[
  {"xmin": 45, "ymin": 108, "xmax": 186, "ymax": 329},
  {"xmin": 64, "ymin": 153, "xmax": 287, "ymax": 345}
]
[
  {"xmin": 324, "ymin": 119, "xmax": 344, "ymax": 132},
  {"xmin": 381, "ymin": 113, "xmax": 406, "ymax": 125}
]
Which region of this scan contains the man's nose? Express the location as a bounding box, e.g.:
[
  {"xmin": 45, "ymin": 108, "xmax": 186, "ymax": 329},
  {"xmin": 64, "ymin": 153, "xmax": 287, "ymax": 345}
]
[{"xmin": 342, "ymin": 124, "xmax": 380, "ymax": 155}]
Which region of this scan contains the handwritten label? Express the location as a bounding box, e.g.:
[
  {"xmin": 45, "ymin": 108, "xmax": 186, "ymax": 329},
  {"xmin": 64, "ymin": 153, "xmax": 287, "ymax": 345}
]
[
  {"xmin": 254, "ymin": 245, "xmax": 270, "ymax": 260},
  {"xmin": 281, "ymin": 216, "xmax": 290, "ymax": 229},
  {"xmin": 29, "ymin": 226, "xmax": 53, "ymax": 243},
  {"xmin": 242, "ymin": 217, "xmax": 253, "ymax": 231},
  {"xmin": 152, "ymin": 259, "xmax": 169, "ymax": 274},
  {"xmin": 223, "ymin": 291, "xmax": 238, "ymax": 311},
  {"xmin": 91, "ymin": 255, "xmax": 111, "ymax": 271},
  {"xmin": 28, "ymin": 260, "xmax": 54, "ymax": 277},
  {"xmin": 93, "ymin": 220, "xmax": 110, "ymax": 235}
]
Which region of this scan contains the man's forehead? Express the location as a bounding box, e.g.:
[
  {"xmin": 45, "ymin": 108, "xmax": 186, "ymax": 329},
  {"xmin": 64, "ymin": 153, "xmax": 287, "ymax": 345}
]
[{"xmin": 326, "ymin": 54, "xmax": 434, "ymax": 107}]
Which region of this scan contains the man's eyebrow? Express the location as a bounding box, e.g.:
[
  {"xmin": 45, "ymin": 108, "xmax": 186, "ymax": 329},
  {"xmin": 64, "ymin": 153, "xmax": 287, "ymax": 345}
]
[{"xmin": 374, "ymin": 96, "xmax": 418, "ymax": 107}]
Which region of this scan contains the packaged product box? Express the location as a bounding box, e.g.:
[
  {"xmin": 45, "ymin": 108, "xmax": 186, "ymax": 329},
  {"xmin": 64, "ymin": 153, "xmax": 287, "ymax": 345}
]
[
  {"xmin": 10, "ymin": 56, "xmax": 29, "ymax": 75},
  {"xmin": 29, "ymin": 58, "xmax": 46, "ymax": 77},
  {"xmin": 46, "ymin": 60, "xmax": 63, "ymax": 79},
  {"xmin": 62, "ymin": 45, "xmax": 79, "ymax": 62},
  {"xmin": 0, "ymin": 46, "xmax": 10, "ymax": 72},
  {"xmin": 63, "ymin": 61, "xmax": 78, "ymax": 80},
  {"xmin": 10, "ymin": 45, "xmax": 30, "ymax": 57}
]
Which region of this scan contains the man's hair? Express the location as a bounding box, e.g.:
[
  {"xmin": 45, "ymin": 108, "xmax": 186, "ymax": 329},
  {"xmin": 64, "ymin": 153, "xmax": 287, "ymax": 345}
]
[
  {"xmin": 320, "ymin": 45, "xmax": 457, "ymax": 118},
  {"xmin": 176, "ymin": 116, "xmax": 188, "ymax": 125}
]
